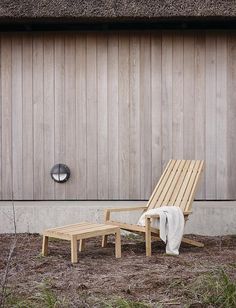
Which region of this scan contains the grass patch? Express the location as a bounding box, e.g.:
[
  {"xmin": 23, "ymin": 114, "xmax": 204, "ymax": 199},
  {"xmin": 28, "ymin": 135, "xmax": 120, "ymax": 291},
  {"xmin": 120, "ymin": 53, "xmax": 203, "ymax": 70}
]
[
  {"xmin": 5, "ymin": 280, "xmax": 68, "ymax": 308},
  {"xmin": 189, "ymin": 269, "xmax": 236, "ymax": 307},
  {"xmin": 4, "ymin": 289, "xmax": 34, "ymax": 308}
]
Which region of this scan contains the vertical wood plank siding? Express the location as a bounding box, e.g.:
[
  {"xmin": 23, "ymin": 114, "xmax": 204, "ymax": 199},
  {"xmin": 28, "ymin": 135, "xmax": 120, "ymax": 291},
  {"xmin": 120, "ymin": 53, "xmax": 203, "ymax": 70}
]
[{"xmin": 0, "ymin": 31, "xmax": 235, "ymax": 200}]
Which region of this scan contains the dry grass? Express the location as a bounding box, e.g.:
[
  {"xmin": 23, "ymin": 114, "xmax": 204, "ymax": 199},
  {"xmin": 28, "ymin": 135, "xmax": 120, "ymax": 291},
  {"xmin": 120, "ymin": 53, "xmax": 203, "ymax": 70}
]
[{"xmin": 0, "ymin": 234, "xmax": 235, "ymax": 307}]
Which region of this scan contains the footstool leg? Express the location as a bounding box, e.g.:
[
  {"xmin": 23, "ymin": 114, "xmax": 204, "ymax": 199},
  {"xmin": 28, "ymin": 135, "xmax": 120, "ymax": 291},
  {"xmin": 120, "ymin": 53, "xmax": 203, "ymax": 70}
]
[
  {"xmin": 71, "ymin": 236, "xmax": 78, "ymax": 263},
  {"xmin": 79, "ymin": 239, "xmax": 85, "ymax": 252},
  {"xmin": 102, "ymin": 235, "xmax": 108, "ymax": 248},
  {"xmin": 42, "ymin": 235, "xmax": 48, "ymax": 256},
  {"xmin": 115, "ymin": 229, "xmax": 121, "ymax": 258}
]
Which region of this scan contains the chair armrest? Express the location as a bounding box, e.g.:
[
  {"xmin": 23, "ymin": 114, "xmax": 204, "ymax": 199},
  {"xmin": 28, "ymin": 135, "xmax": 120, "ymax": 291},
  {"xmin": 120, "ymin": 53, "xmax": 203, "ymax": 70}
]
[
  {"xmin": 184, "ymin": 211, "xmax": 192, "ymax": 216},
  {"xmin": 104, "ymin": 206, "xmax": 147, "ymax": 222},
  {"xmin": 105, "ymin": 206, "xmax": 147, "ymax": 213}
]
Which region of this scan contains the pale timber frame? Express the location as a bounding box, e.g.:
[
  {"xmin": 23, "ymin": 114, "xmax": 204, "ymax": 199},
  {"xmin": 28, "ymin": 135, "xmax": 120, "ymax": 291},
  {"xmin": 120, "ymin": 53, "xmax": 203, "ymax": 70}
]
[{"xmin": 103, "ymin": 160, "xmax": 204, "ymax": 256}]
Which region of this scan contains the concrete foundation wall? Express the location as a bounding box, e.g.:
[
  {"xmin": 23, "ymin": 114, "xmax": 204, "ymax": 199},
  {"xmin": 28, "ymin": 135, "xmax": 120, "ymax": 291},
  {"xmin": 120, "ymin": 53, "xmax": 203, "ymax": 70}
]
[{"xmin": 0, "ymin": 201, "xmax": 235, "ymax": 235}]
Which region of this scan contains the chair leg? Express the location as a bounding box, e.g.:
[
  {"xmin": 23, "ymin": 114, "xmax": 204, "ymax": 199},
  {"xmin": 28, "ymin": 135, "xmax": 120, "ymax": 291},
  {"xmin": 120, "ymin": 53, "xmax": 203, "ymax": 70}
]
[
  {"xmin": 79, "ymin": 239, "xmax": 85, "ymax": 252},
  {"xmin": 102, "ymin": 235, "xmax": 108, "ymax": 248},
  {"xmin": 182, "ymin": 237, "xmax": 204, "ymax": 247},
  {"xmin": 145, "ymin": 217, "xmax": 152, "ymax": 257},
  {"xmin": 115, "ymin": 230, "xmax": 121, "ymax": 258},
  {"xmin": 71, "ymin": 236, "xmax": 78, "ymax": 263},
  {"xmin": 42, "ymin": 235, "xmax": 48, "ymax": 256}
]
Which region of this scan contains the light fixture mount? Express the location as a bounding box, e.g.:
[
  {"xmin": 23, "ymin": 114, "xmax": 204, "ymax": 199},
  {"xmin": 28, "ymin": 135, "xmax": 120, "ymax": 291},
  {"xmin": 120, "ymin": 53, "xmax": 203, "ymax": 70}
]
[{"xmin": 50, "ymin": 164, "xmax": 70, "ymax": 183}]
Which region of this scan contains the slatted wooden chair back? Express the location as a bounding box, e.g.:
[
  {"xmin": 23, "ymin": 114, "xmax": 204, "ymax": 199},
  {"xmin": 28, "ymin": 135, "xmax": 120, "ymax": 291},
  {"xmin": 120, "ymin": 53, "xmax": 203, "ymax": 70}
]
[{"xmin": 146, "ymin": 160, "xmax": 204, "ymax": 213}]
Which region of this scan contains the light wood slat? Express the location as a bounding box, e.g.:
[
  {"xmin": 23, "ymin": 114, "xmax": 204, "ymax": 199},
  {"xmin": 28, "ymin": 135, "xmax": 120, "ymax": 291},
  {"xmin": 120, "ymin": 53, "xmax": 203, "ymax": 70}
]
[
  {"xmin": 184, "ymin": 160, "xmax": 204, "ymax": 212},
  {"xmin": 54, "ymin": 34, "xmax": 66, "ymax": 199},
  {"xmin": 172, "ymin": 32, "xmax": 184, "ymax": 158},
  {"xmin": 43, "ymin": 232, "xmax": 71, "ymax": 241},
  {"xmin": 75, "ymin": 33, "xmax": 87, "ymax": 199},
  {"xmin": 12, "ymin": 35, "xmax": 23, "ymax": 199},
  {"xmin": 46, "ymin": 221, "xmax": 91, "ymax": 231},
  {"xmin": 151, "ymin": 33, "xmax": 162, "ymax": 189},
  {"xmin": 46, "ymin": 223, "xmax": 118, "ymax": 235},
  {"xmin": 65, "ymin": 225, "xmax": 113, "ymax": 235},
  {"xmin": 148, "ymin": 160, "xmax": 177, "ymax": 209},
  {"xmin": 97, "ymin": 34, "xmax": 109, "ymax": 199},
  {"xmin": 52, "ymin": 223, "xmax": 104, "ymax": 233},
  {"xmin": 86, "ymin": 34, "xmax": 98, "ymax": 199},
  {"xmin": 175, "ymin": 161, "xmax": 197, "ymax": 206},
  {"xmin": 162, "ymin": 160, "xmax": 187, "ymax": 205},
  {"xmin": 118, "ymin": 33, "xmax": 130, "ymax": 198},
  {"xmin": 48, "ymin": 224, "xmax": 102, "ymax": 234},
  {"xmin": 169, "ymin": 160, "xmax": 192, "ymax": 204},
  {"xmin": 183, "ymin": 33, "xmax": 195, "ymax": 159},
  {"xmin": 33, "ymin": 34, "xmax": 44, "ymax": 199},
  {"xmin": 180, "ymin": 160, "xmax": 202, "ymax": 210},
  {"xmin": 108, "ymin": 220, "xmax": 159, "ymax": 234},
  {"xmin": 147, "ymin": 157, "xmax": 173, "ymax": 209},
  {"xmin": 205, "ymin": 32, "xmax": 217, "ymax": 199},
  {"xmin": 22, "ymin": 34, "xmax": 33, "ymax": 199},
  {"xmin": 43, "ymin": 34, "xmax": 55, "ymax": 199},
  {"xmin": 129, "ymin": 33, "xmax": 141, "ymax": 199},
  {"xmin": 154, "ymin": 160, "xmax": 183, "ymax": 207},
  {"xmin": 216, "ymin": 33, "xmax": 228, "ymax": 199},
  {"xmin": 70, "ymin": 225, "xmax": 119, "ymax": 236},
  {"xmin": 1, "ymin": 34, "xmax": 12, "ymax": 199},
  {"xmin": 140, "ymin": 33, "xmax": 152, "ymax": 199},
  {"xmin": 108, "ymin": 33, "xmax": 119, "ymax": 199},
  {"xmin": 194, "ymin": 33, "xmax": 206, "ymax": 199},
  {"xmin": 107, "ymin": 206, "xmax": 147, "ymax": 213},
  {"xmin": 65, "ymin": 34, "xmax": 76, "ymax": 198}
]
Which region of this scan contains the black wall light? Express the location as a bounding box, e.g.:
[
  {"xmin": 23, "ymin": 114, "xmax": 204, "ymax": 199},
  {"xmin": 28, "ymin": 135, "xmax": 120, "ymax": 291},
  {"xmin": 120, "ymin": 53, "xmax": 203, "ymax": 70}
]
[{"xmin": 50, "ymin": 164, "xmax": 70, "ymax": 183}]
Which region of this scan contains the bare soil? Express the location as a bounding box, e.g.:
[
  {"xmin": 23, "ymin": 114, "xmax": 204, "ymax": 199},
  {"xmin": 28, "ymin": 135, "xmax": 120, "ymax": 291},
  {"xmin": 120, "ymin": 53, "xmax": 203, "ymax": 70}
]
[{"xmin": 0, "ymin": 233, "xmax": 236, "ymax": 307}]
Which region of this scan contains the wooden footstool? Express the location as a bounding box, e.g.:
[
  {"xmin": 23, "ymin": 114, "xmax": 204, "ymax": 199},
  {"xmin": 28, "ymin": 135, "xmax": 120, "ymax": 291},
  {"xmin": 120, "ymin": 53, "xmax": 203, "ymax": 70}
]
[{"xmin": 42, "ymin": 222, "xmax": 121, "ymax": 263}]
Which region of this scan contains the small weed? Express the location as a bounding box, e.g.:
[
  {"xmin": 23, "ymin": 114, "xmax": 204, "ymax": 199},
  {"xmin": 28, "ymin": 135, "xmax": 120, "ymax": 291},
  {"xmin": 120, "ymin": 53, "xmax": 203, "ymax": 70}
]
[
  {"xmin": 5, "ymin": 280, "xmax": 68, "ymax": 308},
  {"xmin": 4, "ymin": 289, "xmax": 34, "ymax": 308},
  {"xmin": 188, "ymin": 269, "xmax": 236, "ymax": 308},
  {"xmin": 32, "ymin": 280, "xmax": 67, "ymax": 308}
]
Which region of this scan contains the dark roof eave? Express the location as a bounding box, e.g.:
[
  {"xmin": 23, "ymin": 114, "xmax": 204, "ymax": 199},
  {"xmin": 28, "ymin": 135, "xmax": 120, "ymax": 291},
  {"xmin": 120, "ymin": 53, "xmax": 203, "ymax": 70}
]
[
  {"xmin": 1, "ymin": 16, "xmax": 236, "ymax": 31},
  {"xmin": 1, "ymin": 15, "xmax": 236, "ymax": 24}
]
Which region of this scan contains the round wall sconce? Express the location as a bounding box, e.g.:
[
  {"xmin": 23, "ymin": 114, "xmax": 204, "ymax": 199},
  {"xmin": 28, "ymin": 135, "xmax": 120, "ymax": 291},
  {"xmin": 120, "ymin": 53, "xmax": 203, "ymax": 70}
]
[{"xmin": 50, "ymin": 164, "xmax": 70, "ymax": 183}]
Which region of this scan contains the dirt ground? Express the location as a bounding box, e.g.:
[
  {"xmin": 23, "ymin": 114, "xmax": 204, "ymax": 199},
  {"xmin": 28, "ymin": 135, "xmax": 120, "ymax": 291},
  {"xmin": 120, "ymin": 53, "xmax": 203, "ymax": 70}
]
[{"xmin": 0, "ymin": 233, "xmax": 236, "ymax": 307}]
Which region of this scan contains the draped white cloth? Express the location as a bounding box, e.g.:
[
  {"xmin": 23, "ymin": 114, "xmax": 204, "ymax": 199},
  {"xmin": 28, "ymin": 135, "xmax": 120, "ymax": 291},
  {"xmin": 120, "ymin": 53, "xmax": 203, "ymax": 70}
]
[{"xmin": 138, "ymin": 206, "xmax": 185, "ymax": 255}]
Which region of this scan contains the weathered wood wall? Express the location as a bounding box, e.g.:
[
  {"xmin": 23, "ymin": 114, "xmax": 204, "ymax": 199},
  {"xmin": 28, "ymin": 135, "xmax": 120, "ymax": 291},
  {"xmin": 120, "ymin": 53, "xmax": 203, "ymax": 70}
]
[{"xmin": 0, "ymin": 31, "xmax": 235, "ymax": 200}]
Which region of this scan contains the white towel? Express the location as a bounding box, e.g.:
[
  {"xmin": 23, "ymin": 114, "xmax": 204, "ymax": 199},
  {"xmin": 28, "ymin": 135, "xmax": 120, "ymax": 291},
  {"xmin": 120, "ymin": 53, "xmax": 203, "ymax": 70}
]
[{"xmin": 137, "ymin": 206, "xmax": 185, "ymax": 255}]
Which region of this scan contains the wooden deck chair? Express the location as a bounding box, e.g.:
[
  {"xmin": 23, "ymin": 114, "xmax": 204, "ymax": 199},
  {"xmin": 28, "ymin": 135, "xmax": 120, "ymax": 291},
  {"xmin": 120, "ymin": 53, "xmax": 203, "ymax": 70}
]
[{"xmin": 102, "ymin": 159, "xmax": 204, "ymax": 256}]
